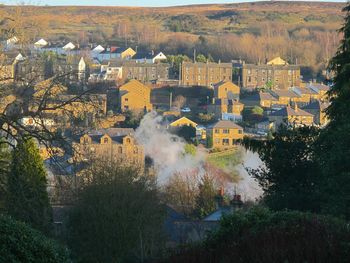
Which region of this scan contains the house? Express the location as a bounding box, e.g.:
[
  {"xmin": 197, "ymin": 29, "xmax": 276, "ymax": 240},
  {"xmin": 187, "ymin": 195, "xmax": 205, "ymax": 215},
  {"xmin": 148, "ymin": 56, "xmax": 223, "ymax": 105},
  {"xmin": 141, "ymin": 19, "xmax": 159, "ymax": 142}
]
[
  {"xmin": 96, "ymin": 47, "xmax": 136, "ymax": 61},
  {"xmin": 302, "ymin": 100, "xmax": 329, "ymax": 126},
  {"xmin": 34, "ymin": 38, "xmax": 48, "ymax": 48},
  {"xmin": 180, "ymin": 61, "xmax": 232, "ymax": 87},
  {"xmin": 119, "ymin": 79, "xmax": 152, "ymax": 114},
  {"xmin": 208, "ymin": 99, "xmax": 244, "ymax": 122},
  {"xmin": 207, "ymin": 120, "xmax": 244, "ymax": 149},
  {"xmin": 133, "ymin": 51, "xmax": 167, "ymax": 64},
  {"xmin": 237, "ymin": 57, "xmax": 301, "ymax": 90},
  {"xmin": 291, "ymin": 87, "xmax": 319, "ymax": 104},
  {"xmin": 72, "ymin": 128, "xmax": 144, "ymax": 166},
  {"xmin": 271, "ymin": 89, "xmax": 300, "ymax": 105},
  {"xmin": 92, "ymin": 45, "xmax": 105, "ymax": 54},
  {"xmin": 213, "ymin": 81, "xmax": 240, "ymax": 100},
  {"xmin": 307, "ymin": 83, "xmax": 330, "ymax": 101},
  {"xmin": 268, "ymin": 104, "xmax": 314, "ymax": 127},
  {"xmin": 122, "ymin": 61, "xmax": 170, "ymax": 83},
  {"xmin": 258, "ymin": 92, "xmax": 279, "ymax": 108},
  {"xmin": 100, "ymin": 61, "xmax": 123, "ymax": 82}
]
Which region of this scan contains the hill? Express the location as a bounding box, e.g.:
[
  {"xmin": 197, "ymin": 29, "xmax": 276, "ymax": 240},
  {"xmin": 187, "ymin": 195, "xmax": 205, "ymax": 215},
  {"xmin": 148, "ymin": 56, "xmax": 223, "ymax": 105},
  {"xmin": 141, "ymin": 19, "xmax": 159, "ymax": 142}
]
[{"xmin": 0, "ymin": 1, "xmax": 346, "ymax": 77}]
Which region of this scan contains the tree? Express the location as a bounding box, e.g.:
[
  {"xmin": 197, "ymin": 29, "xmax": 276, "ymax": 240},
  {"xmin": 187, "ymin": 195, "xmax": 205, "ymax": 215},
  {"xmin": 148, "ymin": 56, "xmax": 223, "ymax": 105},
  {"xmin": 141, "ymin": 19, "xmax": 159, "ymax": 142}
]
[
  {"xmin": 206, "ymin": 135, "xmax": 213, "ymax": 148},
  {"xmin": 6, "ymin": 138, "xmax": 52, "ymax": 233},
  {"xmin": 315, "ymin": 3, "xmax": 350, "ymax": 218},
  {"xmin": 177, "ymin": 125, "xmax": 196, "ymax": 142},
  {"xmin": 243, "ymin": 126, "xmax": 321, "ymax": 212},
  {"xmin": 68, "ymin": 161, "xmax": 165, "ymax": 263},
  {"xmin": 194, "ymin": 175, "xmax": 217, "ymax": 218},
  {"xmin": 163, "ymin": 207, "xmax": 350, "ymax": 263},
  {"xmin": 196, "ymin": 54, "xmax": 207, "ymax": 63},
  {"xmin": 0, "ymin": 215, "xmax": 70, "ymax": 262},
  {"xmin": 251, "ymin": 106, "xmax": 264, "ymax": 116},
  {"xmin": 0, "ymin": 139, "xmax": 10, "ymax": 211}
]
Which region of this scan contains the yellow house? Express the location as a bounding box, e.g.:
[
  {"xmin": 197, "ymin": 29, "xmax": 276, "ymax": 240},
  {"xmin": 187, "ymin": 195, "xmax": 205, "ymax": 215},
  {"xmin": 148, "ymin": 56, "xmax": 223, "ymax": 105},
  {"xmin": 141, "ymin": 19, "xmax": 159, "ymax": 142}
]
[
  {"xmin": 169, "ymin": 117, "xmax": 198, "ymax": 128},
  {"xmin": 267, "ymin": 57, "xmax": 288, "ymax": 65},
  {"xmin": 117, "ymin": 47, "xmax": 136, "ymax": 59},
  {"xmin": 258, "ymin": 92, "xmax": 278, "ymax": 108},
  {"xmin": 213, "ymin": 81, "xmax": 240, "ymax": 100},
  {"xmin": 302, "ymin": 100, "xmax": 329, "ymax": 126},
  {"xmin": 307, "ymin": 83, "xmax": 330, "ymax": 102},
  {"xmin": 72, "ymin": 128, "xmax": 144, "ymax": 166},
  {"xmin": 207, "ymin": 120, "xmax": 244, "ymax": 149},
  {"xmin": 292, "ymin": 87, "xmax": 319, "ymax": 104},
  {"xmin": 119, "ymin": 79, "xmax": 152, "ymax": 114},
  {"xmin": 208, "ymin": 99, "xmax": 244, "ymax": 119},
  {"xmin": 271, "ymin": 90, "xmax": 300, "ymax": 105},
  {"xmin": 268, "ymin": 104, "xmax": 314, "ymax": 127}
]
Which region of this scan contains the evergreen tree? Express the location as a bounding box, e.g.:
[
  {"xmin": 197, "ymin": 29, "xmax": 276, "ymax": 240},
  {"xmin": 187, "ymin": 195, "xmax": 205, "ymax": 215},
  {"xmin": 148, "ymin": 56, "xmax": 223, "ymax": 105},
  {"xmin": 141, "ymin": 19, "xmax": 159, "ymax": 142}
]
[
  {"xmin": 6, "ymin": 138, "xmax": 52, "ymax": 233},
  {"xmin": 316, "ymin": 3, "xmax": 350, "ymax": 218},
  {"xmin": 194, "ymin": 175, "xmax": 217, "ymax": 218}
]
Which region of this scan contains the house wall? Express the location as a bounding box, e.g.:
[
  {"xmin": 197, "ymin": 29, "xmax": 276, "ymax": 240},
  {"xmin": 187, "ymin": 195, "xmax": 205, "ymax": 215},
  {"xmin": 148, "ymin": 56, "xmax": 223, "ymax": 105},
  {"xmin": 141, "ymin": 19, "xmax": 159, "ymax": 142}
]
[
  {"xmin": 208, "ymin": 127, "xmax": 244, "ymax": 149},
  {"xmin": 214, "ymin": 82, "xmax": 240, "ymax": 99},
  {"xmin": 180, "ymin": 62, "xmax": 232, "ymax": 87}
]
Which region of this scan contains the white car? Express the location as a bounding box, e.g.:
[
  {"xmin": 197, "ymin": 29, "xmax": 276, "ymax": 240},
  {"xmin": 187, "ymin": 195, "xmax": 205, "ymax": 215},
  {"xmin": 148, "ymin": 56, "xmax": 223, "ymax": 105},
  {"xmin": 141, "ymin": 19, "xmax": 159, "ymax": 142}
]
[{"xmin": 181, "ymin": 107, "xmax": 191, "ymax": 113}]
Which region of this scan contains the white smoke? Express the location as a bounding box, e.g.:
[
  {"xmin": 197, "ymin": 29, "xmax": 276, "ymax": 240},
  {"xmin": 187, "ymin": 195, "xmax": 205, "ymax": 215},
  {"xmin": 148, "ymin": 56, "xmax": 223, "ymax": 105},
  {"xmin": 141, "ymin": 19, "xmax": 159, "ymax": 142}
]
[
  {"xmin": 135, "ymin": 112, "xmax": 263, "ymax": 200},
  {"xmin": 135, "ymin": 111, "xmax": 206, "ymax": 184}
]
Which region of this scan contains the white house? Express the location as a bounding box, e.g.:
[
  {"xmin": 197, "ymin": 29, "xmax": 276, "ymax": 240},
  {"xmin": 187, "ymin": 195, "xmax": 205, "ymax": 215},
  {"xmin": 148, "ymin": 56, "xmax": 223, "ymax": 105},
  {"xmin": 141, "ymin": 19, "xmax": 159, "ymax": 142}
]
[
  {"xmin": 133, "ymin": 51, "xmax": 167, "ymax": 64},
  {"xmin": 63, "ymin": 42, "xmax": 76, "ymax": 51},
  {"xmin": 34, "ymin": 38, "xmax": 48, "ymax": 48},
  {"xmin": 92, "ymin": 45, "xmax": 105, "ymax": 53}
]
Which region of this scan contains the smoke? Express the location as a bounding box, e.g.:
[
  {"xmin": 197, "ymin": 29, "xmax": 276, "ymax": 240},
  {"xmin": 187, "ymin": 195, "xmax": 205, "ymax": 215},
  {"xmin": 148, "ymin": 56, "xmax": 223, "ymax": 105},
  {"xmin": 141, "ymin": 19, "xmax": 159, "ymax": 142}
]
[
  {"xmin": 135, "ymin": 111, "xmax": 206, "ymax": 184},
  {"xmin": 135, "ymin": 112, "xmax": 263, "ymax": 200}
]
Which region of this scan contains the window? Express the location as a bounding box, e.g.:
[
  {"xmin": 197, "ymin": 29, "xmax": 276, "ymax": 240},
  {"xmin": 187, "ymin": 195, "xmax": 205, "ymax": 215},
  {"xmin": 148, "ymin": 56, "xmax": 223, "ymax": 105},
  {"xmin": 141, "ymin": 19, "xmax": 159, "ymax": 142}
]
[
  {"xmin": 126, "ymin": 138, "xmax": 131, "ymax": 144},
  {"xmin": 103, "ymin": 137, "xmax": 109, "ymax": 144},
  {"xmin": 198, "ymin": 75, "xmax": 201, "ymax": 81},
  {"xmin": 215, "ymin": 138, "xmax": 220, "ymax": 144},
  {"xmin": 222, "ymin": 139, "xmax": 229, "ymax": 145},
  {"xmin": 214, "ymin": 129, "xmax": 220, "ymax": 134},
  {"xmin": 125, "ymin": 98, "xmax": 128, "ymax": 102},
  {"xmin": 134, "ymin": 147, "xmax": 138, "ymax": 154},
  {"xmin": 124, "ymin": 105, "xmax": 129, "ymax": 110},
  {"xmin": 238, "ymin": 129, "xmax": 243, "ymax": 134},
  {"xmin": 223, "ymin": 129, "xmax": 229, "ymax": 134},
  {"xmin": 118, "ymin": 147, "xmax": 123, "ymax": 154},
  {"xmin": 248, "ymin": 76, "xmax": 252, "ymax": 82}
]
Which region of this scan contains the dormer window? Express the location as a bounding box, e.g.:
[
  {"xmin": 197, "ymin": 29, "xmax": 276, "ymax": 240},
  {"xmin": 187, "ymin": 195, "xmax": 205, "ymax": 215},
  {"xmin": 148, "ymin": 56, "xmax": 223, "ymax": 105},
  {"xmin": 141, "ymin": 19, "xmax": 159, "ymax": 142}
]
[{"xmin": 103, "ymin": 137, "xmax": 109, "ymax": 144}]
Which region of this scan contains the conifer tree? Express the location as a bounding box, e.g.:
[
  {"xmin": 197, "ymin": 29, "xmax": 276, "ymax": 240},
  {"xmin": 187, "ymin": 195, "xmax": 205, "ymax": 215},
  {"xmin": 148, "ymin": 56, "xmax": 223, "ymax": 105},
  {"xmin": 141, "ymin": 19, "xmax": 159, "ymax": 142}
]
[
  {"xmin": 6, "ymin": 138, "xmax": 52, "ymax": 233},
  {"xmin": 317, "ymin": 3, "xmax": 350, "ymax": 218}
]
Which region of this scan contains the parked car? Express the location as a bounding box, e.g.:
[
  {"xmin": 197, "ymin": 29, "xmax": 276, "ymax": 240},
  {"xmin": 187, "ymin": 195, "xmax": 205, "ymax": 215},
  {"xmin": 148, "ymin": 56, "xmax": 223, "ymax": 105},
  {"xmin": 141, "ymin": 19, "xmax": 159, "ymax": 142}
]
[{"xmin": 181, "ymin": 107, "xmax": 191, "ymax": 113}]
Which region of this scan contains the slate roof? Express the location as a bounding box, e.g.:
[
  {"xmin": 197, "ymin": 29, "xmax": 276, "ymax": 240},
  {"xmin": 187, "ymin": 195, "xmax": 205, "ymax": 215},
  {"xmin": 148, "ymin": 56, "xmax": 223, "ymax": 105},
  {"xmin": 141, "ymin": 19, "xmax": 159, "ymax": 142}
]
[
  {"xmin": 133, "ymin": 51, "xmax": 156, "ymax": 60},
  {"xmin": 85, "ymin": 128, "xmax": 134, "ymax": 144},
  {"xmin": 259, "ymin": 92, "xmax": 278, "ymax": 101},
  {"xmin": 302, "ymin": 100, "xmax": 329, "ymax": 111},
  {"xmin": 269, "ymin": 105, "xmax": 313, "ymax": 117},
  {"xmin": 209, "ymin": 120, "xmax": 243, "ymax": 129},
  {"xmin": 272, "ymin": 89, "xmax": 300, "ymax": 98},
  {"xmin": 214, "ymin": 99, "xmax": 243, "ymax": 106}
]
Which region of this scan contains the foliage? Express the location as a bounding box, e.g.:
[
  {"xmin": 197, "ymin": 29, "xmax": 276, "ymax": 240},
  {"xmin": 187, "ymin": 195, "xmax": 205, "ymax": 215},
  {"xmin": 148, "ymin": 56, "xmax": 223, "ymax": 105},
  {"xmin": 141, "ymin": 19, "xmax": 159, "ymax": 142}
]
[
  {"xmin": 315, "ymin": 3, "xmax": 350, "ymax": 219},
  {"xmin": 121, "ymin": 110, "xmax": 143, "ymax": 129},
  {"xmin": 161, "ymin": 207, "xmax": 350, "ymax": 263},
  {"xmin": 184, "ymin": 144, "xmax": 196, "ymax": 156},
  {"xmin": 0, "ymin": 139, "xmax": 10, "ymax": 211},
  {"xmin": 0, "ymin": 215, "xmax": 70, "ymax": 263},
  {"xmin": 243, "ymin": 126, "xmax": 321, "ymax": 212},
  {"xmin": 6, "ymin": 138, "xmax": 52, "ymax": 233},
  {"xmin": 206, "ymin": 135, "xmax": 213, "ymax": 148},
  {"xmin": 176, "ymin": 125, "xmax": 196, "ymax": 142},
  {"xmin": 166, "ymin": 54, "xmax": 191, "ymax": 78},
  {"xmin": 251, "ymin": 105, "xmax": 264, "ymax": 116},
  {"xmin": 67, "ymin": 161, "xmax": 166, "ymax": 263},
  {"xmin": 194, "ymin": 175, "xmax": 217, "ymax": 219}
]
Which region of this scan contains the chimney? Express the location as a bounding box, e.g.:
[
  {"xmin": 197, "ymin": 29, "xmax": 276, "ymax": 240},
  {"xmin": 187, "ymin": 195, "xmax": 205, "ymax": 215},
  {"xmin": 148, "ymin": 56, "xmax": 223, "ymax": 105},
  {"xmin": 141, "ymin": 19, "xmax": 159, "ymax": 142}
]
[
  {"xmin": 230, "ymin": 194, "xmax": 243, "ymax": 210},
  {"xmin": 215, "ymin": 187, "xmax": 225, "ymax": 209}
]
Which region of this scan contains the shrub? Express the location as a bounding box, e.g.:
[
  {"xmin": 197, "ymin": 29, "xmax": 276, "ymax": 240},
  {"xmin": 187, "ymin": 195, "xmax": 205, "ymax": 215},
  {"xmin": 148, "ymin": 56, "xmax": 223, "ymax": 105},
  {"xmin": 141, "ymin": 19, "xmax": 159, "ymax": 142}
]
[
  {"xmin": 162, "ymin": 207, "xmax": 350, "ymax": 263},
  {"xmin": 0, "ymin": 215, "xmax": 70, "ymax": 263}
]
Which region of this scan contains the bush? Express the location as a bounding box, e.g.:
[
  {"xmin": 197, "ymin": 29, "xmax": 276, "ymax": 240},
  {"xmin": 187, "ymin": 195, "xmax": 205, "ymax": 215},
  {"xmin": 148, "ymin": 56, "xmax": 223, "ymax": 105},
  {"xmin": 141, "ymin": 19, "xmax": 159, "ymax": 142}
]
[
  {"xmin": 0, "ymin": 215, "xmax": 70, "ymax": 263},
  {"xmin": 162, "ymin": 207, "xmax": 350, "ymax": 263}
]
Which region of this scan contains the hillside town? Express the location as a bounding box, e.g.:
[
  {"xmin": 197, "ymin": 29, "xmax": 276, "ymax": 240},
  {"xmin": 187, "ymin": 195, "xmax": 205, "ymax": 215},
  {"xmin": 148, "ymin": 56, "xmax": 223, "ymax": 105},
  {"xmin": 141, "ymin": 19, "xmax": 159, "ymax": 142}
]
[{"xmin": 0, "ymin": 20, "xmax": 343, "ymax": 261}]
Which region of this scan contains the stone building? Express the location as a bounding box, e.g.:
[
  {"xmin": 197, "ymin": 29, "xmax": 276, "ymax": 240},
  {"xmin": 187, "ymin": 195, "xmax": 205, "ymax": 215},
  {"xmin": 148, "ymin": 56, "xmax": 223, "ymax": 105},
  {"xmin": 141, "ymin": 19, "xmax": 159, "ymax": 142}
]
[
  {"xmin": 238, "ymin": 57, "xmax": 301, "ymax": 90},
  {"xmin": 213, "ymin": 81, "xmax": 240, "ymax": 100},
  {"xmin": 207, "ymin": 120, "xmax": 244, "ymax": 149},
  {"xmin": 180, "ymin": 61, "xmax": 232, "ymax": 87},
  {"xmin": 72, "ymin": 128, "xmax": 144, "ymax": 166},
  {"xmin": 119, "ymin": 79, "xmax": 152, "ymax": 114},
  {"xmin": 268, "ymin": 104, "xmax": 314, "ymax": 127}
]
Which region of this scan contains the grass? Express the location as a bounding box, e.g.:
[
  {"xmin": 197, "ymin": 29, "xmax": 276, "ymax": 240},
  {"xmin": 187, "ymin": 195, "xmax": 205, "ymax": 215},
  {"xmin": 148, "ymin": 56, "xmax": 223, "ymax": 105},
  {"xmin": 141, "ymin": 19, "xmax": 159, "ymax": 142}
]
[{"xmin": 207, "ymin": 148, "xmax": 243, "ymax": 170}]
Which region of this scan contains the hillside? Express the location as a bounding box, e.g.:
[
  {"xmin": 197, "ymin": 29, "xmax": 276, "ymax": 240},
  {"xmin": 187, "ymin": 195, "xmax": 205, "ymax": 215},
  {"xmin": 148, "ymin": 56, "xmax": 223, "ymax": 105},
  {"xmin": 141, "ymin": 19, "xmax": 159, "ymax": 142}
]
[{"xmin": 0, "ymin": 1, "xmax": 346, "ymax": 77}]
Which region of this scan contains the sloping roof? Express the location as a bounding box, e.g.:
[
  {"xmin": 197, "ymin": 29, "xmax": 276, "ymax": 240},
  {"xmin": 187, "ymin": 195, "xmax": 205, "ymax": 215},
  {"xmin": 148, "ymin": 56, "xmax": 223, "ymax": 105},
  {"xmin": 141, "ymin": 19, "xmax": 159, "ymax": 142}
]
[
  {"xmin": 170, "ymin": 117, "xmax": 198, "ymax": 127},
  {"xmin": 270, "ymin": 105, "xmax": 314, "ymax": 117},
  {"xmin": 214, "ymin": 99, "xmax": 243, "ymax": 106},
  {"xmin": 133, "ymin": 51, "xmax": 156, "ymax": 60},
  {"xmin": 302, "ymin": 100, "xmax": 329, "ymax": 111},
  {"xmin": 85, "ymin": 128, "xmax": 135, "ymax": 144},
  {"xmin": 307, "ymin": 83, "xmax": 330, "ymax": 92},
  {"xmin": 259, "ymin": 92, "xmax": 278, "ymax": 101},
  {"xmin": 267, "ymin": 57, "xmax": 288, "ymax": 65},
  {"xmin": 210, "ymin": 120, "xmax": 243, "ymax": 129},
  {"xmin": 272, "ymin": 89, "xmax": 300, "ymax": 98},
  {"xmin": 119, "ymin": 79, "xmax": 150, "ymax": 92}
]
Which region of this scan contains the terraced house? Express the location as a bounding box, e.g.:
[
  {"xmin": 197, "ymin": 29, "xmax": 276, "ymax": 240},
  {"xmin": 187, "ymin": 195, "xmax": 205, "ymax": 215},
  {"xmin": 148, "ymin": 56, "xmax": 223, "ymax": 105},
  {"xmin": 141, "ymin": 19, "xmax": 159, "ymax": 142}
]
[
  {"xmin": 180, "ymin": 61, "xmax": 232, "ymax": 87},
  {"xmin": 268, "ymin": 104, "xmax": 314, "ymax": 127},
  {"xmin": 238, "ymin": 57, "xmax": 300, "ymax": 90},
  {"xmin": 207, "ymin": 120, "xmax": 244, "ymax": 149},
  {"xmin": 72, "ymin": 128, "xmax": 144, "ymax": 166}
]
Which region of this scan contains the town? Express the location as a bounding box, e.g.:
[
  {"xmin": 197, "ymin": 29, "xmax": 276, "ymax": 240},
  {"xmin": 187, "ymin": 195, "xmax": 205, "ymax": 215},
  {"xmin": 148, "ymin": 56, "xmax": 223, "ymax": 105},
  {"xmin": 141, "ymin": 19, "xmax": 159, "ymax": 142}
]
[{"xmin": 0, "ymin": 1, "xmax": 349, "ymax": 262}]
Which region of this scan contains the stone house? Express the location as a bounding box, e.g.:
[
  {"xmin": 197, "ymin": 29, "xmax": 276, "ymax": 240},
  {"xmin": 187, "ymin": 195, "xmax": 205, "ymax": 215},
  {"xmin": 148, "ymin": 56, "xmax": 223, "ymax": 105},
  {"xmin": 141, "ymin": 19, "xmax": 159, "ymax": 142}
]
[{"xmin": 207, "ymin": 120, "xmax": 244, "ymax": 149}]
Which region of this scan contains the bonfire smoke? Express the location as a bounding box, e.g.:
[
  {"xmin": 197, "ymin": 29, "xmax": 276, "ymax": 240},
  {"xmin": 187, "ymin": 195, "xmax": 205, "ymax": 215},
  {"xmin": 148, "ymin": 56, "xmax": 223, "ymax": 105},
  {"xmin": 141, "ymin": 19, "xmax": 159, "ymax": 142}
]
[{"xmin": 135, "ymin": 112, "xmax": 263, "ymax": 200}]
